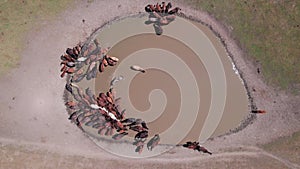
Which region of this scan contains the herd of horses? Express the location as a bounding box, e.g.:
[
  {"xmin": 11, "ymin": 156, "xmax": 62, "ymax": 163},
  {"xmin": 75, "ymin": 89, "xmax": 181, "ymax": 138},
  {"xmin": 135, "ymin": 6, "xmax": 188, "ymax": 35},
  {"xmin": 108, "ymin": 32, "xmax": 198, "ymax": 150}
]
[
  {"xmin": 59, "ymin": 2, "xmax": 212, "ymax": 155},
  {"xmin": 144, "ymin": 2, "xmax": 181, "ymax": 35},
  {"xmin": 60, "ymin": 39, "xmax": 161, "ymax": 153}
]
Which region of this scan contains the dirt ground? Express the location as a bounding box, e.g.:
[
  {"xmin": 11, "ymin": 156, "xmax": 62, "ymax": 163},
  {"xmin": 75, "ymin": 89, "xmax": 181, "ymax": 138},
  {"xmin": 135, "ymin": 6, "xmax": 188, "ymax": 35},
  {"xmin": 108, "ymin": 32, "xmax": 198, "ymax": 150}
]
[{"xmin": 0, "ymin": 0, "xmax": 299, "ymax": 168}]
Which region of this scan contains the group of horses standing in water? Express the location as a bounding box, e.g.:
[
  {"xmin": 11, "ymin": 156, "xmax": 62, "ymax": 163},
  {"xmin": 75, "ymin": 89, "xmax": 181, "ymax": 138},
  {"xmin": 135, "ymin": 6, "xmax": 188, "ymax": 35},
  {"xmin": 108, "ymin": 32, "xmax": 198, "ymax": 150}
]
[
  {"xmin": 59, "ymin": 2, "xmax": 212, "ymax": 155},
  {"xmin": 145, "ymin": 2, "xmax": 181, "ymax": 35},
  {"xmin": 60, "ymin": 39, "xmax": 162, "ymax": 153}
]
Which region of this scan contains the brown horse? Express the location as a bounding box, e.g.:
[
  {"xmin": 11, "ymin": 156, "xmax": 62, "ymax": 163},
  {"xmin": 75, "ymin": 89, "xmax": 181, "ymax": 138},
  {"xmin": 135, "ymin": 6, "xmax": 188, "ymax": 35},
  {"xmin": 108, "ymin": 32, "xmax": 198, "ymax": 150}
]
[{"xmin": 168, "ymin": 7, "xmax": 181, "ymax": 15}]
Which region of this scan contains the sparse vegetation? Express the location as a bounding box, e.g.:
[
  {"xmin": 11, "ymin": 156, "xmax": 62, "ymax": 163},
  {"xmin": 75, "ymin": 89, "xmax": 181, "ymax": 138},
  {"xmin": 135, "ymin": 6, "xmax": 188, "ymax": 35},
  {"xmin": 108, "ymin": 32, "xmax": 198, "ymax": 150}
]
[
  {"xmin": 262, "ymin": 131, "xmax": 300, "ymax": 165},
  {"xmin": 0, "ymin": 0, "xmax": 73, "ymax": 76},
  {"xmin": 186, "ymin": 0, "xmax": 300, "ymax": 93},
  {"xmin": 0, "ymin": 143, "xmax": 291, "ymax": 169}
]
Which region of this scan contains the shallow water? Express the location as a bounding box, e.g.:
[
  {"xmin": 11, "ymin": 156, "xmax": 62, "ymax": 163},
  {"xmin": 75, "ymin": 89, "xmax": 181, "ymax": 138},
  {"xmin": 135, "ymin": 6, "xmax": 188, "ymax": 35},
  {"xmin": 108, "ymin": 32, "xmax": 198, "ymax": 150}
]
[{"xmin": 85, "ymin": 15, "xmax": 249, "ymax": 156}]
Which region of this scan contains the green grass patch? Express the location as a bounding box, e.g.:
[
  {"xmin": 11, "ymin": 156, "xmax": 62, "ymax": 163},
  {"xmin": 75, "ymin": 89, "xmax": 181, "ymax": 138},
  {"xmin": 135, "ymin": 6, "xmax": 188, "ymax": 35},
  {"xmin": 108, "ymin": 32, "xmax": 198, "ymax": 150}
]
[
  {"xmin": 186, "ymin": 0, "xmax": 300, "ymax": 93},
  {"xmin": 0, "ymin": 0, "xmax": 73, "ymax": 77}
]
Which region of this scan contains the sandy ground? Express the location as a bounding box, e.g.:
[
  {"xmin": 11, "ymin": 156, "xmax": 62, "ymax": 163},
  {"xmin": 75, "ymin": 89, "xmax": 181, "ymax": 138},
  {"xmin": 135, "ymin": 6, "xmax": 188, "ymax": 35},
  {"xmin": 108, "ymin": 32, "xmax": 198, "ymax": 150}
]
[{"xmin": 0, "ymin": 0, "xmax": 299, "ymax": 168}]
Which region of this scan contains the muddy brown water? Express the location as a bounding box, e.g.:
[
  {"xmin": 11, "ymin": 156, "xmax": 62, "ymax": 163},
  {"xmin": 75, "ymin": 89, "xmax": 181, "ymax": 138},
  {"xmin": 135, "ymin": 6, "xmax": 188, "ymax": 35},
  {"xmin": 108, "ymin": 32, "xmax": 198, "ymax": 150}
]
[{"xmin": 83, "ymin": 15, "xmax": 248, "ymax": 148}]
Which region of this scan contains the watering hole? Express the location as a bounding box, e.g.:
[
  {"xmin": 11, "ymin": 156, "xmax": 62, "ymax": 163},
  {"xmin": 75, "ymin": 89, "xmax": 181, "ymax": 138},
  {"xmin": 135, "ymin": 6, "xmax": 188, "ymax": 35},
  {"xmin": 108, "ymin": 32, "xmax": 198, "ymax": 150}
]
[{"xmin": 79, "ymin": 14, "xmax": 249, "ymax": 157}]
